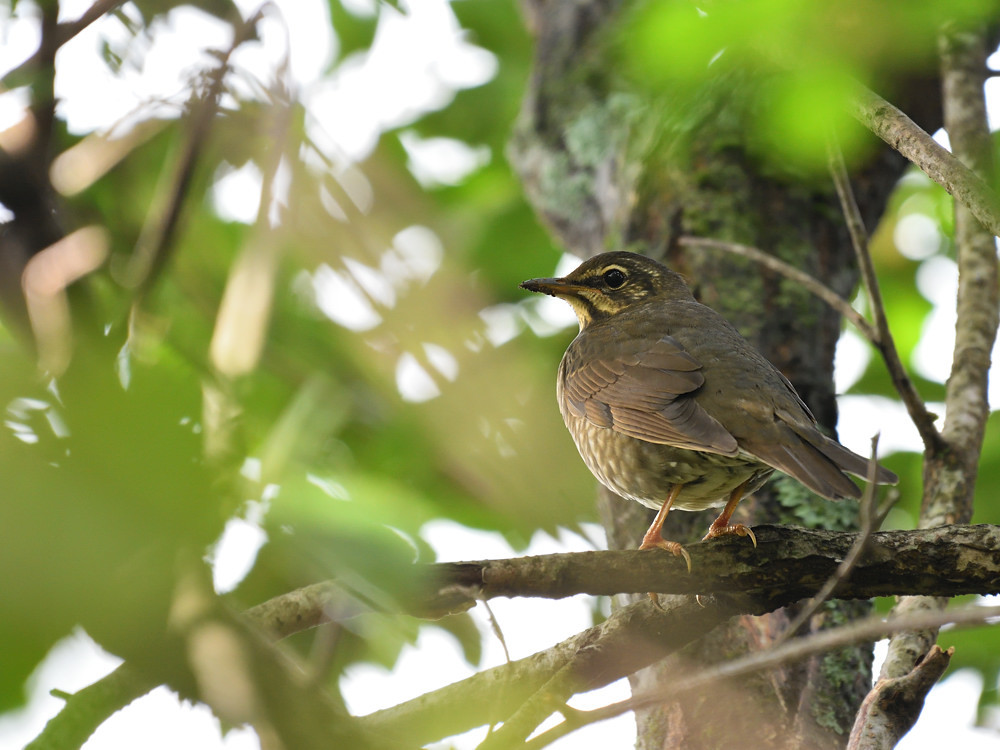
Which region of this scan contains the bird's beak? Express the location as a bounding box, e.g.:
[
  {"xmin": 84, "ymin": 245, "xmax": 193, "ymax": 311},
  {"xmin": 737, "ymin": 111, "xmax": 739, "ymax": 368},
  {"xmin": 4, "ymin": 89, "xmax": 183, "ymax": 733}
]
[{"xmin": 519, "ymin": 276, "xmax": 582, "ymax": 297}]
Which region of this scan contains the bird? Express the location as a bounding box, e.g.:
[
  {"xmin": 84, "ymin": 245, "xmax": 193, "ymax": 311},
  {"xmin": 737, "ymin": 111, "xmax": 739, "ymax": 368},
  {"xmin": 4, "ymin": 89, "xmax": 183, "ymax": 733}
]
[{"xmin": 521, "ymin": 251, "xmax": 897, "ymax": 570}]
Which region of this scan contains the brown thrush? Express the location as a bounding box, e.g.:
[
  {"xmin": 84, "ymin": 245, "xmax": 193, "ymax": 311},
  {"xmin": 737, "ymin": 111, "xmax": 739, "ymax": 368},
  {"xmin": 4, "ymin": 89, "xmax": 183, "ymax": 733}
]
[{"xmin": 521, "ymin": 251, "xmax": 897, "ymax": 568}]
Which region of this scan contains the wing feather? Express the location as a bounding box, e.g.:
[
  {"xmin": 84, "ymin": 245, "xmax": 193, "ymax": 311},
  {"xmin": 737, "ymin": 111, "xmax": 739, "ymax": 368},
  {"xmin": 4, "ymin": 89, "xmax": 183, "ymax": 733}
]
[{"xmin": 562, "ymin": 333, "xmax": 738, "ymax": 455}]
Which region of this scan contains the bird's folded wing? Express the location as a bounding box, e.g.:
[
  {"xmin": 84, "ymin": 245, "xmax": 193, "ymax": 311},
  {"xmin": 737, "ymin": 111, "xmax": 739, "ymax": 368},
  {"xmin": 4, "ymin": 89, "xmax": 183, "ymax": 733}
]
[
  {"xmin": 738, "ymin": 408, "xmax": 898, "ymax": 500},
  {"xmin": 777, "ymin": 409, "xmax": 899, "ymax": 485},
  {"xmin": 562, "ymin": 334, "xmax": 739, "ymax": 455}
]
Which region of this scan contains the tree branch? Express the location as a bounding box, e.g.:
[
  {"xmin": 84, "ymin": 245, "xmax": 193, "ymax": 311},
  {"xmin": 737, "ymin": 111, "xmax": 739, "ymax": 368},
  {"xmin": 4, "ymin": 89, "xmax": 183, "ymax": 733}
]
[
  {"xmin": 360, "ymin": 594, "xmax": 765, "ymax": 747},
  {"xmin": 24, "ymin": 664, "xmax": 157, "ymax": 750},
  {"xmin": 245, "ymin": 525, "xmax": 1000, "ymax": 630},
  {"xmin": 39, "ymin": 524, "xmax": 1000, "ymax": 749},
  {"xmin": 936, "ymin": 23, "xmax": 999, "ymax": 517},
  {"xmin": 849, "ymin": 81, "xmax": 1000, "ymax": 239},
  {"xmin": 676, "ymin": 236, "xmax": 877, "ymax": 342},
  {"xmin": 527, "ymin": 607, "xmax": 988, "ymax": 750},
  {"xmin": 124, "ymin": 10, "xmax": 264, "ymax": 299},
  {"xmin": 1, "ymin": 2, "xmax": 129, "ymax": 88},
  {"xmin": 848, "ymin": 645, "xmax": 954, "ymax": 750},
  {"xmin": 879, "ymin": 20, "xmax": 1000, "ymax": 686},
  {"xmin": 827, "ymin": 143, "xmax": 944, "ymax": 452}
]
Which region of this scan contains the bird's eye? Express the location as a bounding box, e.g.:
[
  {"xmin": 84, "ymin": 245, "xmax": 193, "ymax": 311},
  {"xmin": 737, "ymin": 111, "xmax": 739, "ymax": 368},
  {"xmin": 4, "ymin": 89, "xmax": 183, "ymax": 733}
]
[{"xmin": 602, "ymin": 268, "xmax": 627, "ymax": 289}]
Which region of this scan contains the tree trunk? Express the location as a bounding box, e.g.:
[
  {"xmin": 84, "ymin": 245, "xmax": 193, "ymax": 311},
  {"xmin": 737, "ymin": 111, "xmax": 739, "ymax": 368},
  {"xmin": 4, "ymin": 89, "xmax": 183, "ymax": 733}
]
[{"xmin": 507, "ymin": 2, "xmax": 916, "ymax": 746}]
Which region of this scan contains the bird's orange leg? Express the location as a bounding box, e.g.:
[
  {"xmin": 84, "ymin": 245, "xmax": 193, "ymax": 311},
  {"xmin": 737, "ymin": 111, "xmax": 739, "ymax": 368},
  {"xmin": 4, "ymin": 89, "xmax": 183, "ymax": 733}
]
[
  {"xmin": 703, "ymin": 478, "xmax": 757, "ymax": 547},
  {"xmin": 639, "ymin": 484, "xmax": 691, "ymax": 572}
]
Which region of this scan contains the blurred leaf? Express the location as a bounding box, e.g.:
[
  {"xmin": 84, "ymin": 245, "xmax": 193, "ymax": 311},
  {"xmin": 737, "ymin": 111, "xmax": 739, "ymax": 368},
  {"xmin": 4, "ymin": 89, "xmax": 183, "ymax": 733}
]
[
  {"xmin": 329, "ymin": 0, "xmax": 380, "ymax": 65},
  {"xmin": 619, "ymin": 0, "xmax": 996, "ymax": 171},
  {"xmin": 0, "ymin": 347, "xmax": 225, "ymax": 707},
  {"xmin": 751, "ymin": 68, "xmax": 864, "ymax": 170},
  {"xmin": 432, "ymin": 611, "xmax": 483, "ymax": 667},
  {"xmin": 243, "ymin": 471, "xmax": 432, "ymax": 602}
]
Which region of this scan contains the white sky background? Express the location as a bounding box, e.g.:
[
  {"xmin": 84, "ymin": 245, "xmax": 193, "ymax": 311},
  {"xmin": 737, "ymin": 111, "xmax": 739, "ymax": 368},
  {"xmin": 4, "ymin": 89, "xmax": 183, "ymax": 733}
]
[{"xmin": 1, "ymin": 0, "xmax": 999, "ymax": 748}]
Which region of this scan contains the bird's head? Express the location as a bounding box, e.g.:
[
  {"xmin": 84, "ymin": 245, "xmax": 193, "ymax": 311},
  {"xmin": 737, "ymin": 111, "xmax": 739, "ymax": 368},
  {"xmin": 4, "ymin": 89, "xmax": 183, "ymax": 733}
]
[{"xmin": 520, "ymin": 251, "xmax": 693, "ymax": 328}]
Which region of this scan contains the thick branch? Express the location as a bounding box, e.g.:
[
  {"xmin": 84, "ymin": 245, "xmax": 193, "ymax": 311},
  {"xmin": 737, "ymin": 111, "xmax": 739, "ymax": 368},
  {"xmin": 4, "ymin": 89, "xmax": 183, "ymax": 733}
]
[
  {"xmin": 447, "ymin": 524, "xmax": 1000, "ymax": 601},
  {"xmin": 245, "ymin": 525, "xmax": 1000, "ymax": 632},
  {"xmin": 937, "ymin": 23, "xmax": 999, "ymax": 515}
]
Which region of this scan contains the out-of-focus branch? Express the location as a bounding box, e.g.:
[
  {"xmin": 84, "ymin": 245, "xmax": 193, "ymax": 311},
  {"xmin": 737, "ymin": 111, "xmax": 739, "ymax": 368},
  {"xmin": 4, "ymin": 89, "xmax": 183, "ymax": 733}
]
[
  {"xmin": 1, "ymin": 2, "xmax": 129, "ymax": 88},
  {"xmin": 59, "ymin": 0, "xmax": 128, "ymax": 43},
  {"xmin": 125, "ymin": 10, "xmax": 264, "ymax": 300},
  {"xmin": 23, "ymin": 664, "xmax": 157, "ymax": 750},
  {"xmin": 27, "ymin": 570, "xmax": 389, "ymax": 750}
]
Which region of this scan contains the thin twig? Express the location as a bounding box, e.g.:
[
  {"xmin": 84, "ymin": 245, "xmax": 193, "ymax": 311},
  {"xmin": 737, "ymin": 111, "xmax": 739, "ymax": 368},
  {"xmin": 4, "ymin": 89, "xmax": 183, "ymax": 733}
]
[
  {"xmin": 1, "ymin": 1, "xmax": 128, "ymax": 88},
  {"xmin": 677, "ymin": 236, "xmax": 878, "ymax": 343},
  {"xmin": 481, "ymin": 597, "xmax": 512, "ymax": 663},
  {"xmin": 525, "ymin": 602, "xmax": 1000, "ymax": 750},
  {"xmin": 827, "ymin": 141, "xmax": 944, "ymax": 452},
  {"xmin": 61, "ymin": 0, "xmax": 128, "ymax": 44},
  {"xmin": 126, "ymin": 10, "xmax": 265, "ymax": 299},
  {"xmin": 775, "ymin": 435, "xmax": 894, "ymax": 644}
]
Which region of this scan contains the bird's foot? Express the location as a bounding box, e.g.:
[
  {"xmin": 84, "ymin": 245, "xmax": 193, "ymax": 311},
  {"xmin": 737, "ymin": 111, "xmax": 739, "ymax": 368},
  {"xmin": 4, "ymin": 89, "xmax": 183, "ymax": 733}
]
[
  {"xmin": 702, "ymin": 522, "xmax": 757, "ymax": 548},
  {"xmin": 638, "ymin": 535, "xmax": 692, "ymax": 573},
  {"xmin": 639, "ymin": 534, "xmax": 691, "ymax": 609}
]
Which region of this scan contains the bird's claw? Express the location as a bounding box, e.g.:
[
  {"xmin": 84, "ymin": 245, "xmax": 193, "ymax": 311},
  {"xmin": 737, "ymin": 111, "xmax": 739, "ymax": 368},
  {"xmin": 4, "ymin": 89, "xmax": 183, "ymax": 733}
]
[
  {"xmin": 703, "ymin": 523, "xmax": 757, "ymax": 548},
  {"xmin": 640, "ymin": 537, "xmax": 691, "ymax": 609},
  {"xmin": 639, "ymin": 537, "xmax": 692, "ymax": 572}
]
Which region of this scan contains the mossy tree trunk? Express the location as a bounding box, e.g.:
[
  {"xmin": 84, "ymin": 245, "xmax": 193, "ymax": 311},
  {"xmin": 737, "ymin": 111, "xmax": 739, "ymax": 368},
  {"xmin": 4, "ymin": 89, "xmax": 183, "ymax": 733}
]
[{"xmin": 507, "ymin": 2, "xmax": 923, "ymax": 747}]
